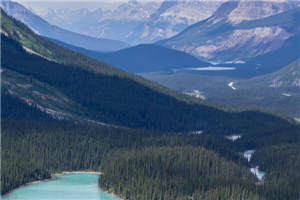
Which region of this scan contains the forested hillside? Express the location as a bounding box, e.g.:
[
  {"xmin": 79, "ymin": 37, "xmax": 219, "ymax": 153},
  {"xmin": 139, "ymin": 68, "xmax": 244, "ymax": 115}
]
[
  {"xmin": 99, "ymin": 146, "xmax": 262, "ymax": 200},
  {"xmin": 1, "ymin": 7, "xmax": 300, "ymax": 200},
  {"xmin": 1, "ymin": 119, "xmax": 245, "ymax": 196},
  {"xmin": 2, "ymin": 9, "xmax": 297, "ymax": 134},
  {"xmin": 99, "ymin": 144, "xmax": 300, "ymax": 200},
  {"xmin": 251, "ymin": 144, "xmax": 300, "ymax": 199},
  {"xmin": 143, "ymin": 59, "xmax": 300, "ymax": 119}
]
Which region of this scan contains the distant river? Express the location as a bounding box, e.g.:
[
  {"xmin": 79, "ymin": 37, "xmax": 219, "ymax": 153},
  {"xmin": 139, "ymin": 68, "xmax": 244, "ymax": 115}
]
[{"xmin": 1, "ymin": 173, "xmax": 119, "ymax": 200}]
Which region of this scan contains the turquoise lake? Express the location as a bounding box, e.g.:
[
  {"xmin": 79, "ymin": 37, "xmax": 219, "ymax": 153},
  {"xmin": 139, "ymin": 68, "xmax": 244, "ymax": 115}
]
[{"xmin": 1, "ymin": 173, "xmax": 120, "ymax": 200}]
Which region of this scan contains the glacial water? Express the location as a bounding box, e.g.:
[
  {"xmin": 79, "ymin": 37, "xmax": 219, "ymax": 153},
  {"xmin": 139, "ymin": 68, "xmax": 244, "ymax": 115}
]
[{"xmin": 1, "ymin": 173, "xmax": 119, "ymax": 200}]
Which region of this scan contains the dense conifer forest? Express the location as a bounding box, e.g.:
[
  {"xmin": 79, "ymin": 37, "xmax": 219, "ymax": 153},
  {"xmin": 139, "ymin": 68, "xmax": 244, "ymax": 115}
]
[
  {"xmin": 2, "ymin": 33, "xmax": 298, "ymax": 135},
  {"xmin": 2, "ymin": 113, "xmax": 300, "ymax": 199},
  {"xmin": 99, "ymin": 146, "xmax": 261, "ymax": 200},
  {"xmin": 251, "ymin": 144, "xmax": 300, "ymax": 199},
  {"xmin": 1, "ymin": 118, "xmax": 246, "ymax": 195},
  {"xmin": 1, "ymin": 8, "xmax": 300, "ymax": 200},
  {"xmin": 98, "ymin": 145, "xmax": 300, "ymax": 200}
]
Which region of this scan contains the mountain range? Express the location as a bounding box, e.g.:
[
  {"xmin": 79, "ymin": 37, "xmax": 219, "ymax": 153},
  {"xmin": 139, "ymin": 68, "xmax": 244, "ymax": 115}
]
[
  {"xmin": 2, "ymin": 4, "xmax": 300, "ymax": 200},
  {"xmin": 159, "ymin": 1, "xmax": 299, "ymax": 63},
  {"xmin": 50, "ymin": 38, "xmax": 210, "ymax": 73},
  {"xmin": 0, "ymin": 0, "xmax": 129, "ymax": 52},
  {"xmin": 159, "ymin": 0, "xmax": 300, "ymax": 64},
  {"xmin": 47, "ymin": 4, "xmax": 300, "ymax": 78},
  {"xmin": 28, "ymin": 0, "xmax": 223, "ymax": 44},
  {"xmin": 2, "ymin": 8, "xmax": 295, "ymax": 135}
]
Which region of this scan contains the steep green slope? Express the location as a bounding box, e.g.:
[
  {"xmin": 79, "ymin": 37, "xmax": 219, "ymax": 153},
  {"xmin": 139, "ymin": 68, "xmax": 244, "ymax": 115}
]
[
  {"xmin": 2, "ymin": 69, "xmax": 85, "ymax": 121},
  {"xmin": 5, "ymin": 32, "xmax": 300, "ymax": 135},
  {"xmin": 3, "ymin": 9, "xmax": 299, "ymax": 134},
  {"xmin": 0, "ymin": 8, "xmax": 204, "ymax": 104},
  {"xmin": 1, "ymin": 89, "xmax": 54, "ymax": 122}
]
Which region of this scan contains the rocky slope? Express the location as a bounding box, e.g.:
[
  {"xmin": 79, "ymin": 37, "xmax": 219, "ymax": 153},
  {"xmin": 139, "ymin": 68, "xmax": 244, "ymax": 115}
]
[
  {"xmin": 132, "ymin": 0, "xmax": 223, "ymax": 44},
  {"xmin": 30, "ymin": 0, "xmax": 222, "ymax": 44},
  {"xmin": 160, "ymin": 0, "xmax": 300, "ymax": 63},
  {"xmin": 2, "ymin": 8, "xmax": 296, "ymax": 135}
]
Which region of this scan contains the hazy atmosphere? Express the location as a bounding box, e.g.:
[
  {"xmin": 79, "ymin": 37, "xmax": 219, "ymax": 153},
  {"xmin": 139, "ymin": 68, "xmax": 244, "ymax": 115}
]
[{"xmin": 1, "ymin": 0, "xmax": 300, "ymax": 199}]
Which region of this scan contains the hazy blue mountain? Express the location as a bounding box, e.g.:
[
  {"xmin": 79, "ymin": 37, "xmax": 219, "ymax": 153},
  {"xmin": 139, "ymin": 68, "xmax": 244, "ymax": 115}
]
[
  {"xmin": 32, "ymin": 0, "xmax": 222, "ymax": 45},
  {"xmin": 130, "ymin": 0, "xmax": 223, "ymax": 44},
  {"xmin": 34, "ymin": 7, "xmax": 103, "ymax": 36},
  {"xmin": 36, "ymin": 0, "xmax": 160, "ymax": 44},
  {"xmin": 159, "ymin": 1, "xmax": 299, "ymax": 64},
  {"xmin": 0, "ymin": 0, "xmax": 129, "ymax": 52},
  {"xmin": 50, "ymin": 38, "xmax": 210, "ymax": 73}
]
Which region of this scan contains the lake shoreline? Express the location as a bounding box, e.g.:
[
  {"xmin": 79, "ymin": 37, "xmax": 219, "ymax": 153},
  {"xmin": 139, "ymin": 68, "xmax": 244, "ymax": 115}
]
[
  {"xmin": 1, "ymin": 177, "xmax": 54, "ymax": 198},
  {"xmin": 1, "ymin": 171, "xmax": 114, "ymax": 199},
  {"xmin": 52, "ymin": 171, "xmax": 103, "ymax": 176},
  {"xmin": 98, "ymin": 188, "xmax": 125, "ymax": 200}
]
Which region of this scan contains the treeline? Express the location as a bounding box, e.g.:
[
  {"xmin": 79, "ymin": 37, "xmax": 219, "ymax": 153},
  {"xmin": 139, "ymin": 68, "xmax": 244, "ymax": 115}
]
[{"xmin": 99, "ymin": 146, "xmax": 263, "ymax": 200}]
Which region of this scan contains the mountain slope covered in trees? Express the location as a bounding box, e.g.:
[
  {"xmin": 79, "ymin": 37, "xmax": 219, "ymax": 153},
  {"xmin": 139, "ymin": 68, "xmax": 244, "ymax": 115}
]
[
  {"xmin": 142, "ymin": 59, "xmax": 300, "ymax": 118},
  {"xmin": 1, "ymin": 6, "xmax": 300, "ymax": 200},
  {"xmin": 99, "ymin": 146, "xmax": 260, "ymax": 200},
  {"xmin": 2, "ymin": 9, "xmax": 297, "ymax": 134}
]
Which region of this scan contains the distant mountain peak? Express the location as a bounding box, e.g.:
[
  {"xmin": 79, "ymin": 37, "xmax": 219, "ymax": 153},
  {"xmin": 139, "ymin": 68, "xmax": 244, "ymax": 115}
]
[
  {"xmin": 212, "ymin": 0, "xmax": 299, "ymax": 25},
  {"xmin": 1, "ymin": 0, "xmax": 129, "ymax": 52}
]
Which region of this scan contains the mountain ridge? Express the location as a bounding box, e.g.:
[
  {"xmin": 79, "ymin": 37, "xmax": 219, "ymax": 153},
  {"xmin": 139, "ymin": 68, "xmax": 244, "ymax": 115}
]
[
  {"xmin": 0, "ymin": 0, "xmax": 130, "ymax": 52},
  {"xmin": 2, "ymin": 9, "xmax": 297, "ymax": 135},
  {"xmin": 142, "ymin": 59, "xmax": 300, "ymax": 119},
  {"xmin": 49, "ymin": 37, "xmax": 210, "ymax": 73},
  {"xmin": 159, "ymin": 1, "xmax": 300, "ymax": 66}
]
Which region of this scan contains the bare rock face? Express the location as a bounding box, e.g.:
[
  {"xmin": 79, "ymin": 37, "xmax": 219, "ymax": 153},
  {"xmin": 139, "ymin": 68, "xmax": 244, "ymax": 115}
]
[
  {"xmin": 136, "ymin": 0, "xmax": 223, "ymax": 44},
  {"xmin": 161, "ymin": 0, "xmax": 300, "ymax": 63},
  {"xmin": 227, "ymin": 0, "xmax": 298, "ymax": 24},
  {"xmin": 189, "ymin": 26, "xmax": 292, "ymax": 60},
  {"xmin": 29, "ymin": 0, "xmax": 223, "ymax": 44}
]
